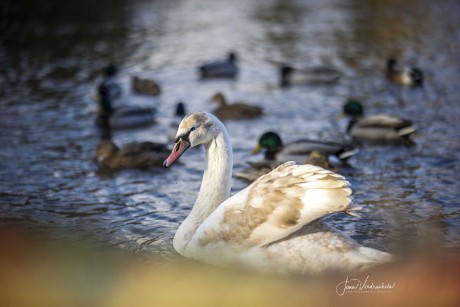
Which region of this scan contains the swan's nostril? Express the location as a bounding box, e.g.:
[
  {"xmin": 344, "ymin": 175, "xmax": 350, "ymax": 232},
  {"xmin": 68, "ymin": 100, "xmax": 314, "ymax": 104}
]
[{"xmin": 173, "ymin": 141, "xmax": 181, "ymax": 152}]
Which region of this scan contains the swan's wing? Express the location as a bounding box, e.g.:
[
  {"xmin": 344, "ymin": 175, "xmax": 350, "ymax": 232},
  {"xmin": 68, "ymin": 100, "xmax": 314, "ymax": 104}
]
[{"xmin": 190, "ymin": 162, "xmax": 356, "ymax": 250}]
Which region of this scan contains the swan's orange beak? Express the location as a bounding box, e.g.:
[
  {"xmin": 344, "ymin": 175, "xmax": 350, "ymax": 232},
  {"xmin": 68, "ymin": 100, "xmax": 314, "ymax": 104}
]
[{"xmin": 163, "ymin": 138, "xmax": 190, "ymax": 168}]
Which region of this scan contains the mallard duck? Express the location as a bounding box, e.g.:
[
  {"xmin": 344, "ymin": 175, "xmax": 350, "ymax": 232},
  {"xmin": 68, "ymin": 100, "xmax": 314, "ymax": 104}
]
[
  {"xmin": 93, "ymin": 140, "xmax": 170, "ymax": 170},
  {"xmin": 132, "ymin": 76, "xmax": 161, "ymax": 95},
  {"xmin": 163, "ymin": 112, "xmax": 392, "ymax": 274},
  {"xmin": 252, "ymin": 131, "xmax": 358, "ymax": 163},
  {"xmin": 386, "ymin": 58, "xmax": 423, "ymax": 86},
  {"xmin": 342, "ymin": 99, "xmax": 416, "ymax": 144},
  {"xmin": 211, "ymin": 92, "xmax": 263, "ymax": 120},
  {"xmin": 280, "ymin": 65, "xmax": 341, "ymax": 86},
  {"xmin": 234, "ymin": 150, "xmax": 336, "ymax": 183},
  {"xmin": 96, "ymin": 82, "xmax": 156, "ymax": 129},
  {"xmin": 199, "ymin": 52, "xmax": 238, "ymax": 79}
]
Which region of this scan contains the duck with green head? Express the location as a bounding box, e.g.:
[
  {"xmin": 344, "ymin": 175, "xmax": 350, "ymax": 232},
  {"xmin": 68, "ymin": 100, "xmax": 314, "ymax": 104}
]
[
  {"xmin": 252, "ymin": 131, "xmax": 358, "ymax": 163},
  {"xmin": 342, "ymin": 99, "xmax": 416, "ymax": 144}
]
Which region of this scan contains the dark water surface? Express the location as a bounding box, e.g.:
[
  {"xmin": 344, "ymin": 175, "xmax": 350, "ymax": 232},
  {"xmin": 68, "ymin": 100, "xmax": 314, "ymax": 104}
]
[{"xmin": 1, "ymin": 0, "xmax": 459, "ymax": 256}]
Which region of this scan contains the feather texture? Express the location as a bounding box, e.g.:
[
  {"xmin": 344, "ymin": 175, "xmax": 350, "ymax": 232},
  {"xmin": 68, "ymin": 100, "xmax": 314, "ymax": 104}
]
[{"xmin": 166, "ymin": 112, "xmax": 392, "ymax": 274}]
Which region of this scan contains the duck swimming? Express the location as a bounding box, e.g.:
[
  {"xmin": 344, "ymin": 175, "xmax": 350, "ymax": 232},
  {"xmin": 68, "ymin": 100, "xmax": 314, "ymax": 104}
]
[
  {"xmin": 93, "ymin": 140, "xmax": 170, "ymax": 171},
  {"xmin": 163, "ymin": 112, "xmax": 392, "ymax": 274},
  {"xmin": 132, "ymin": 76, "xmax": 161, "ymax": 96},
  {"xmin": 92, "ymin": 65, "xmax": 122, "ymax": 102},
  {"xmin": 211, "ymin": 92, "xmax": 263, "ymax": 120},
  {"xmin": 252, "ymin": 131, "xmax": 358, "ymax": 164},
  {"xmin": 280, "ymin": 65, "xmax": 342, "ymax": 86},
  {"xmin": 169, "ymin": 102, "xmax": 187, "ymax": 142},
  {"xmin": 96, "ymin": 81, "xmax": 156, "ymax": 129},
  {"xmin": 386, "ymin": 58, "xmax": 423, "ymax": 86},
  {"xmin": 199, "ymin": 52, "xmax": 238, "ymax": 79},
  {"xmin": 342, "ymin": 99, "xmax": 417, "ymax": 145}
]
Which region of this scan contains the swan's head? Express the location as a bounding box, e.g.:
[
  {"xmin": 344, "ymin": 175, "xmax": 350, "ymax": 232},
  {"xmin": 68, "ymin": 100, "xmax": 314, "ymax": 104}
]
[{"xmin": 164, "ymin": 112, "xmax": 220, "ymax": 167}]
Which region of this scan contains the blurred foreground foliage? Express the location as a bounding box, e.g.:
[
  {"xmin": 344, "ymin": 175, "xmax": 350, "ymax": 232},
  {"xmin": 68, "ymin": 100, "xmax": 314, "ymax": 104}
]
[{"xmin": 0, "ymin": 226, "xmax": 459, "ymax": 307}]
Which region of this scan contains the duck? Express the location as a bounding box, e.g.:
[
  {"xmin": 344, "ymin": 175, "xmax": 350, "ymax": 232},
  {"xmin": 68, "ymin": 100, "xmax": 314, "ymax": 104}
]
[
  {"xmin": 342, "ymin": 99, "xmax": 416, "ymax": 144},
  {"xmin": 132, "ymin": 76, "xmax": 161, "ymax": 95},
  {"xmin": 96, "ymin": 82, "xmax": 157, "ymax": 129},
  {"xmin": 234, "ymin": 150, "xmax": 336, "ymax": 183},
  {"xmin": 386, "ymin": 58, "xmax": 423, "ymax": 86},
  {"xmin": 92, "ymin": 65, "xmax": 122, "ymax": 102},
  {"xmin": 280, "ymin": 65, "xmax": 341, "ymax": 86},
  {"xmin": 168, "ymin": 102, "xmax": 187, "ymax": 142},
  {"xmin": 93, "ymin": 139, "xmax": 170, "ymax": 171},
  {"xmin": 199, "ymin": 52, "xmax": 238, "ymax": 79},
  {"xmin": 252, "ymin": 131, "xmax": 358, "ymax": 164},
  {"xmin": 163, "ymin": 112, "xmax": 393, "ymax": 274},
  {"xmin": 211, "ymin": 92, "xmax": 263, "ymax": 120}
]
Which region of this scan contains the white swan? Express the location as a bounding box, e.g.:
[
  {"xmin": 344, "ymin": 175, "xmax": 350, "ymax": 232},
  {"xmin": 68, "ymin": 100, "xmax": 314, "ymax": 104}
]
[{"xmin": 164, "ymin": 112, "xmax": 392, "ymax": 274}]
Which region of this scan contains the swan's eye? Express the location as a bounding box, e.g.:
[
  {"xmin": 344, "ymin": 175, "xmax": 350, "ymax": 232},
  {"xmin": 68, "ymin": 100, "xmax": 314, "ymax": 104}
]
[{"xmin": 190, "ymin": 127, "xmax": 196, "ymax": 132}]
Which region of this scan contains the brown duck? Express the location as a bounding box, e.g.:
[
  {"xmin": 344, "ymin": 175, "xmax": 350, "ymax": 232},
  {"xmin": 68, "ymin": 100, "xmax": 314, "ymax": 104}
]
[
  {"xmin": 386, "ymin": 58, "xmax": 423, "ymax": 86},
  {"xmin": 211, "ymin": 92, "xmax": 263, "ymax": 120},
  {"xmin": 93, "ymin": 140, "xmax": 170, "ymax": 170},
  {"xmin": 132, "ymin": 76, "xmax": 161, "ymax": 95}
]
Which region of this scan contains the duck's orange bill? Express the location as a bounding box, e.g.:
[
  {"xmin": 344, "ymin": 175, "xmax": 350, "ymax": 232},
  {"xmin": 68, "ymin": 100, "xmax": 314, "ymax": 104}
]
[{"xmin": 163, "ymin": 139, "xmax": 190, "ymax": 168}]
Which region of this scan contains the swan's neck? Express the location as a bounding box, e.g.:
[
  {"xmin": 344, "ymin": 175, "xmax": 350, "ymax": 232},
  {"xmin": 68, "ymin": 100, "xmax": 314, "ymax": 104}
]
[{"xmin": 173, "ymin": 126, "xmax": 233, "ymax": 255}]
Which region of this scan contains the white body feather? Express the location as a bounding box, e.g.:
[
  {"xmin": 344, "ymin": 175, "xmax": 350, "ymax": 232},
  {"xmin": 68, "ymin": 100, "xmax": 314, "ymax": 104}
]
[{"xmin": 172, "ymin": 113, "xmax": 392, "ymax": 274}]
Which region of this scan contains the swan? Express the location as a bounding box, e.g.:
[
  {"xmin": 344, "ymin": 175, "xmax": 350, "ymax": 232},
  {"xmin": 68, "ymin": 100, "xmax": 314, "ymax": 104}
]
[
  {"xmin": 386, "ymin": 58, "xmax": 423, "ymax": 86},
  {"xmin": 163, "ymin": 112, "xmax": 392, "ymax": 274}
]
